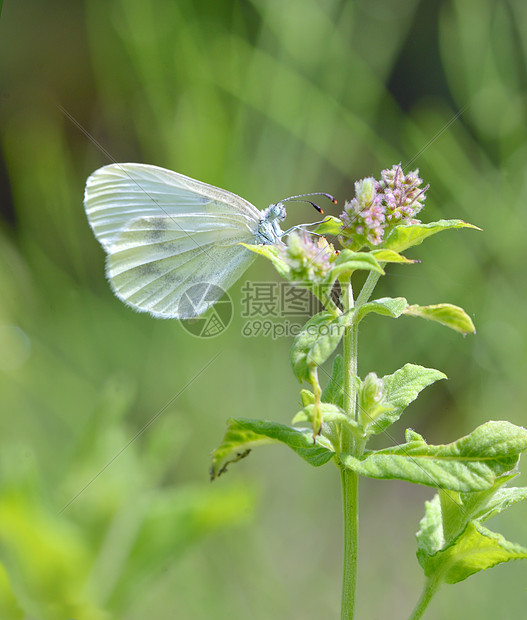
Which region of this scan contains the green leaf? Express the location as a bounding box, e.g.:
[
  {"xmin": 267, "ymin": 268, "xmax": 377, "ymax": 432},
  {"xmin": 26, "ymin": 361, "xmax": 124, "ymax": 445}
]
[
  {"xmin": 290, "ymin": 312, "xmax": 347, "ymax": 382},
  {"xmin": 420, "ymin": 520, "xmax": 527, "ymax": 584},
  {"xmin": 300, "ymin": 389, "xmax": 315, "ymax": 407},
  {"xmin": 472, "ymin": 487, "xmax": 527, "ymax": 522},
  {"xmin": 293, "ymin": 402, "xmax": 347, "ymax": 427},
  {"xmin": 241, "ymin": 243, "xmax": 291, "ymax": 279},
  {"xmin": 460, "ymin": 474, "xmax": 527, "ymax": 524},
  {"xmin": 357, "ymin": 372, "xmax": 395, "ymax": 432},
  {"xmin": 423, "ymin": 475, "xmax": 527, "ymax": 550},
  {"xmin": 321, "ymin": 355, "xmax": 345, "ymax": 408},
  {"xmin": 404, "ymin": 303, "xmax": 476, "ymax": 335},
  {"xmin": 371, "ymin": 249, "xmax": 418, "ymax": 264},
  {"xmin": 293, "ymin": 403, "xmax": 362, "ymax": 448},
  {"xmin": 363, "ymin": 364, "xmax": 446, "ymax": 435},
  {"xmin": 418, "ymin": 474, "xmax": 527, "ymax": 581},
  {"xmin": 406, "ymin": 428, "xmax": 425, "ymax": 442},
  {"xmin": 314, "ymin": 215, "xmax": 343, "ymax": 236},
  {"xmin": 330, "ymin": 249, "xmax": 384, "ymax": 278},
  {"xmin": 356, "ymin": 297, "xmax": 408, "ymax": 323},
  {"xmin": 383, "ymin": 219, "xmax": 480, "ymax": 252},
  {"xmin": 210, "ymin": 418, "xmax": 334, "ymax": 480},
  {"xmin": 341, "ymin": 421, "xmax": 527, "ymax": 491},
  {"xmin": 416, "ymin": 494, "xmax": 443, "ymax": 562}
]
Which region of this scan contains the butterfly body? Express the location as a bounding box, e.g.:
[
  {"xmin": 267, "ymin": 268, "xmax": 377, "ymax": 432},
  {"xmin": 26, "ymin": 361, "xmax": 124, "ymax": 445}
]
[{"xmin": 255, "ymin": 203, "xmax": 287, "ymax": 244}]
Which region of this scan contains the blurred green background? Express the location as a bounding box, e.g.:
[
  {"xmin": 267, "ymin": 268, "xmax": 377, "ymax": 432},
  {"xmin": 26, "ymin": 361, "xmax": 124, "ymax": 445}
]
[{"xmin": 0, "ymin": 0, "xmax": 526, "ymax": 618}]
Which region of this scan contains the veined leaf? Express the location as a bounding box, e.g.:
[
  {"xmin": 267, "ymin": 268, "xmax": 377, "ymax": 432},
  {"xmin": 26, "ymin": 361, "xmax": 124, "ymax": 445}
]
[
  {"xmin": 458, "ymin": 474, "xmax": 527, "ymax": 524},
  {"xmin": 420, "ymin": 520, "xmax": 527, "ymax": 584},
  {"xmin": 290, "ymin": 312, "xmax": 348, "ymax": 382},
  {"xmin": 383, "ymin": 219, "xmax": 480, "ymax": 252},
  {"xmin": 356, "ymin": 297, "xmax": 408, "ymax": 323},
  {"xmin": 364, "ymin": 364, "xmax": 446, "ymax": 435},
  {"xmin": 416, "ymin": 493, "xmax": 443, "ymax": 561},
  {"xmin": 330, "ymin": 249, "xmax": 384, "ymax": 278},
  {"xmin": 300, "ymin": 389, "xmax": 315, "ymax": 407},
  {"xmin": 404, "ymin": 303, "xmax": 476, "ymax": 335},
  {"xmin": 341, "ymin": 421, "xmax": 527, "ymax": 491},
  {"xmin": 418, "ymin": 475, "xmax": 527, "ymax": 562},
  {"xmin": 210, "ymin": 418, "xmax": 334, "ymax": 480},
  {"xmin": 293, "ymin": 402, "xmax": 347, "ymax": 426}
]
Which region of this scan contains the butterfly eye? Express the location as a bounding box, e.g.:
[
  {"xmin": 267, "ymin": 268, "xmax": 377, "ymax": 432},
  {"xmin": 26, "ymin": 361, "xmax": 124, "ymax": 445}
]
[{"xmin": 269, "ymin": 203, "xmax": 286, "ymax": 220}]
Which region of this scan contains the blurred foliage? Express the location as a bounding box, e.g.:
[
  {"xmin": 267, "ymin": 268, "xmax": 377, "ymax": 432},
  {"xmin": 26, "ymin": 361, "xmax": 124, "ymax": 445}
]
[{"xmin": 0, "ymin": 0, "xmax": 526, "ymax": 618}]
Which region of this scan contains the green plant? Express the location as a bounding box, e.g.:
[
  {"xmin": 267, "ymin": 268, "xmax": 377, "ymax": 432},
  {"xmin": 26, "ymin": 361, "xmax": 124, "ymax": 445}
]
[{"xmin": 211, "ymin": 164, "xmax": 527, "ymax": 619}]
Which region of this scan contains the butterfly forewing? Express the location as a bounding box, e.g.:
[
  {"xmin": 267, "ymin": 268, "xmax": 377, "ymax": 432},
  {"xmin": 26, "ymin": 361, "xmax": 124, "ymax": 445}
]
[{"xmin": 84, "ymin": 163, "xmax": 261, "ymax": 318}]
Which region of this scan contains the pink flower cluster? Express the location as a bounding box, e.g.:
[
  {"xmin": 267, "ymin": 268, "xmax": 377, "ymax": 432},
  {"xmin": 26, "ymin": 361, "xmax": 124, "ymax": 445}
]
[
  {"xmin": 340, "ymin": 164, "xmax": 428, "ymax": 248},
  {"xmin": 281, "ymin": 230, "xmax": 333, "ymax": 282}
]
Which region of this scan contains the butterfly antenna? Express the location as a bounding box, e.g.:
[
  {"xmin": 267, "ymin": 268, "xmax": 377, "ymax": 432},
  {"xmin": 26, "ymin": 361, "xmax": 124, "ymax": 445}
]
[
  {"xmin": 284, "ymin": 199, "xmax": 325, "ymax": 214},
  {"xmin": 282, "ymin": 192, "xmax": 337, "ymax": 204},
  {"xmin": 281, "ymin": 193, "xmax": 337, "ymax": 215}
]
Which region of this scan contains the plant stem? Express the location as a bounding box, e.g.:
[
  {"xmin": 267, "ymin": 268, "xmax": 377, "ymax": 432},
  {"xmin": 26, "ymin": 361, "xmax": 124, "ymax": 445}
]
[
  {"xmin": 340, "ymin": 467, "xmax": 359, "ymax": 620},
  {"xmin": 342, "ymin": 319, "xmax": 358, "ymax": 424},
  {"xmin": 339, "ymin": 270, "xmax": 381, "ymax": 620},
  {"xmin": 408, "ymin": 577, "xmax": 442, "ymax": 620},
  {"xmin": 340, "ymin": 278, "xmax": 359, "ymax": 619},
  {"xmin": 356, "ymin": 270, "xmax": 382, "ymax": 307}
]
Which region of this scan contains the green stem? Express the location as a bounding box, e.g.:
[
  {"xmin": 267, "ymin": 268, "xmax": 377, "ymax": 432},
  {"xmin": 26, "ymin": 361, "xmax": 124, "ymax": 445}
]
[
  {"xmin": 343, "ymin": 324, "xmax": 358, "ymax": 423},
  {"xmin": 408, "ymin": 577, "xmax": 442, "ymax": 620},
  {"xmin": 340, "ymin": 467, "xmax": 359, "ymax": 620},
  {"xmin": 356, "ymin": 270, "xmax": 382, "ymax": 307},
  {"xmin": 339, "ymin": 269, "xmax": 382, "ymax": 620},
  {"xmin": 340, "ymin": 278, "xmax": 359, "ymax": 619}
]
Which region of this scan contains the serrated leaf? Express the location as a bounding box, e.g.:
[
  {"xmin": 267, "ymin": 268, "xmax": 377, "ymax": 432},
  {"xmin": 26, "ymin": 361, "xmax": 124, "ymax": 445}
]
[
  {"xmin": 315, "ymin": 215, "xmax": 343, "ymax": 236},
  {"xmin": 474, "ymin": 487, "xmax": 527, "ymax": 522},
  {"xmin": 356, "ymin": 297, "xmax": 408, "ymax": 323},
  {"xmin": 371, "ymin": 249, "xmax": 418, "ymax": 264},
  {"xmin": 438, "ymin": 474, "xmax": 527, "ymax": 543},
  {"xmin": 420, "ymin": 521, "xmax": 527, "ymax": 584},
  {"xmin": 330, "ymin": 250, "xmax": 384, "ymax": 278},
  {"xmin": 293, "ymin": 402, "xmax": 348, "ymax": 427},
  {"xmin": 365, "ymin": 364, "xmax": 446, "ymax": 435},
  {"xmin": 290, "ymin": 312, "xmax": 347, "ymax": 382},
  {"xmin": 406, "ymin": 428, "xmax": 426, "ymax": 442},
  {"xmin": 300, "ymin": 389, "xmax": 315, "ymax": 407},
  {"xmin": 293, "ymin": 402, "xmax": 363, "ymax": 450},
  {"xmin": 341, "ymin": 421, "xmax": 527, "ymax": 491},
  {"xmin": 417, "ymin": 494, "xmax": 443, "ymax": 562},
  {"xmin": 404, "ymin": 303, "xmax": 476, "ymax": 335},
  {"xmin": 358, "ymin": 372, "xmax": 396, "ymax": 431},
  {"xmin": 241, "ymin": 243, "xmax": 291, "ymax": 279},
  {"xmin": 459, "ymin": 474, "xmax": 527, "ymax": 524},
  {"xmin": 210, "ymin": 418, "xmax": 334, "ymax": 480},
  {"xmin": 321, "ymin": 355, "xmax": 345, "ymax": 408},
  {"xmin": 383, "ymin": 219, "xmax": 480, "ymax": 252}
]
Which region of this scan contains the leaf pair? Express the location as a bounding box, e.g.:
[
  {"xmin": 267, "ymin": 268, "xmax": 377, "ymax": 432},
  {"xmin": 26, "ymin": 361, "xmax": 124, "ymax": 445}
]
[
  {"xmin": 417, "ymin": 474, "xmax": 527, "ymax": 585},
  {"xmin": 210, "ymin": 418, "xmax": 527, "ymax": 495}
]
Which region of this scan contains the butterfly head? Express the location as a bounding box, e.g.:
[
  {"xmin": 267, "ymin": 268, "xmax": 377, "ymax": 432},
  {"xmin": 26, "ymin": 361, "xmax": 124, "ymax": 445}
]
[{"xmin": 265, "ymin": 202, "xmax": 287, "ymax": 222}]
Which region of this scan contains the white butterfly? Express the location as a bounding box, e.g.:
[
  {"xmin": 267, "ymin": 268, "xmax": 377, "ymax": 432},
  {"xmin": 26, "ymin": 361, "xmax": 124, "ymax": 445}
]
[{"xmin": 84, "ymin": 163, "xmax": 328, "ymax": 319}]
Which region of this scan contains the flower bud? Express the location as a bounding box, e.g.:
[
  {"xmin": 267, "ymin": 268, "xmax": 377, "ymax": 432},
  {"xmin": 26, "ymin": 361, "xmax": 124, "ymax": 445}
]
[{"xmin": 280, "ymin": 231, "xmax": 334, "ymax": 284}]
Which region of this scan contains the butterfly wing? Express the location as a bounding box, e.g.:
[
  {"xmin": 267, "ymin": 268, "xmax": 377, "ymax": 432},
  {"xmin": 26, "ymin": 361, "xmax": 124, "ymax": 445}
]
[{"xmin": 84, "ymin": 163, "xmax": 261, "ymax": 318}]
